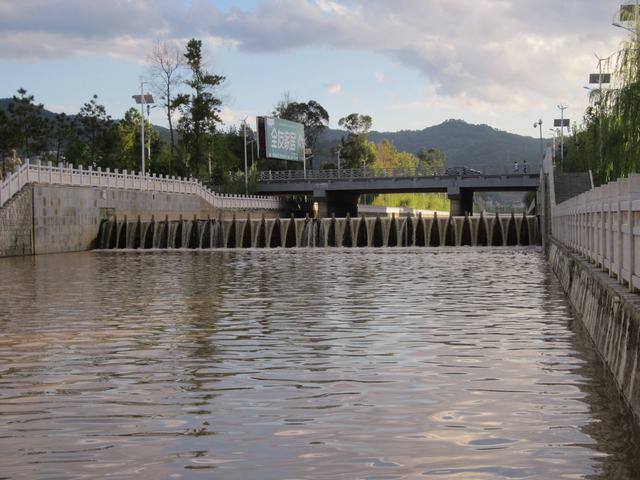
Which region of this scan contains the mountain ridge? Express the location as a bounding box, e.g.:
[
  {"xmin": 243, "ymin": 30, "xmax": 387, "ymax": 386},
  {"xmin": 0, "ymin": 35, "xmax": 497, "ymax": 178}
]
[
  {"xmin": 314, "ymin": 118, "xmax": 546, "ymax": 169},
  {"xmin": 1, "ymin": 97, "xmax": 545, "ymax": 169}
]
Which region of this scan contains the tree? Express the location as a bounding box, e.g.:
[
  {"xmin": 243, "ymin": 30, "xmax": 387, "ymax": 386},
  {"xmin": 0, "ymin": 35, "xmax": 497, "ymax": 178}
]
[
  {"xmin": 114, "ymin": 108, "xmax": 143, "ymax": 171},
  {"xmin": 0, "ymin": 110, "xmax": 18, "ymax": 177},
  {"xmin": 149, "ymin": 40, "xmax": 185, "ymax": 174},
  {"xmin": 275, "ymin": 100, "xmax": 329, "ymax": 152},
  {"xmin": 7, "ymin": 88, "xmax": 48, "ymax": 159},
  {"xmin": 336, "ymin": 113, "xmax": 375, "ymax": 168},
  {"xmin": 374, "ymin": 139, "xmax": 416, "ymax": 170},
  {"xmin": 272, "ymin": 91, "xmax": 294, "ymax": 117},
  {"xmin": 174, "ymin": 38, "xmax": 225, "ymax": 177},
  {"xmin": 49, "ymin": 113, "xmax": 78, "ymax": 164},
  {"xmin": 77, "ymin": 95, "xmax": 112, "ymax": 166},
  {"xmin": 416, "ymin": 147, "xmax": 446, "ymax": 174},
  {"xmin": 338, "ymin": 113, "xmax": 372, "ymax": 135}
]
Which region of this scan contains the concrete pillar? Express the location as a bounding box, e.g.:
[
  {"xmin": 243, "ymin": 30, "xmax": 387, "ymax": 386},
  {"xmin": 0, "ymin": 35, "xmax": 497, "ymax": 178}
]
[{"xmin": 448, "ymin": 187, "xmax": 473, "ymax": 216}]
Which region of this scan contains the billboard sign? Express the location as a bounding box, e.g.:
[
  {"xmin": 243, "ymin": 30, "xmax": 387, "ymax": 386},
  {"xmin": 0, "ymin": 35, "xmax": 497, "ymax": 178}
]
[
  {"xmin": 257, "ymin": 116, "xmax": 305, "ymax": 162},
  {"xmin": 554, "ymin": 119, "xmax": 570, "ymax": 128}
]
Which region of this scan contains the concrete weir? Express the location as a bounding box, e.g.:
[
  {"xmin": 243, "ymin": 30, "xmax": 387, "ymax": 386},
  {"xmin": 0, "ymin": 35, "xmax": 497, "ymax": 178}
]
[
  {"xmin": 549, "ymin": 240, "xmax": 640, "ymax": 424},
  {"xmin": 98, "ymin": 212, "xmax": 540, "ymax": 249}
]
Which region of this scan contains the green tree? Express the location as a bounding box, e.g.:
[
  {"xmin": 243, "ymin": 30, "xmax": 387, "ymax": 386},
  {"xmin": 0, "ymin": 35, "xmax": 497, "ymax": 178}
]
[
  {"xmin": 373, "ymin": 139, "xmax": 416, "ymax": 170},
  {"xmin": 7, "ymin": 88, "xmax": 48, "ymax": 159},
  {"xmin": 336, "ymin": 113, "xmax": 375, "ymax": 168},
  {"xmin": 77, "ymin": 95, "xmax": 112, "ymax": 166},
  {"xmin": 49, "ymin": 113, "xmax": 79, "ymax": 165},
  {"xmin": 274, "ymin": 99, "xmax": 329, "ymax": 152},
  {"xmin": 174, "ymin": 38, "xmax": 225, "ymax": 177},
  {"xmin": 114, "ymin": 108, "xmax": 143, "ymax": 171},
  {"xmin": 0, "ymin": 110, "xmax": 18, "ymax": 177},
  {"xmin": 416, "ymin": 147, "xmax": 446, "ymax": 174}
]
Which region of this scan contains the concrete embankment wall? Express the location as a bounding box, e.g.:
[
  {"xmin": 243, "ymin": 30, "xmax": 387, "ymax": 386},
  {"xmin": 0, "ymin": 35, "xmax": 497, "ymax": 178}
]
[
  {"xmin": 549, "ymin": 239, "xmax": 640, "ymax": 423},
  {"xmin": 0, "ymin": 183, "xmax": 281, "ymax": 257},
  {"xmin": 0, "ymin": 185, "xmax": 34, "ymax": 257}
]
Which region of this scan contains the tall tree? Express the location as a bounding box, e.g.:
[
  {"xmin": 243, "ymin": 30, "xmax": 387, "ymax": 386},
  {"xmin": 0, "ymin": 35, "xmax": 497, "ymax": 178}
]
[
  {"xmin": 149, "ymin": 40, "xmax": 184, "ymax": 174},
  {"xmin": 275, "ymin": 100, "xmax": 329, "ymax": 153},
  {"xmin": 77, "ymin": 95, "xmax": 112, "ymax": 166},
  {"xmin": 0, "ymin": 110, "xmax": 18, "ymax": 177},
  {"xmin": 7, "ymin": 88, "xmax": 48, "ymax": 159},
  {"xmin": 114, "ymin": 108, "xmax": 143, "ymax": 171},
  {"xmin": 174, "ymin": 38, "xmax": 225, "ymax": 177},
  {"xmin": 49, "ymin": 113, "xmax": 78, "ymax": 165},
  {"xmin": 338, "ymin": 113, "xmax": 372, "ymax": 135},
  {"xmin": 337, "ymin": 113, "xmax": 375, "ymax": 168}
]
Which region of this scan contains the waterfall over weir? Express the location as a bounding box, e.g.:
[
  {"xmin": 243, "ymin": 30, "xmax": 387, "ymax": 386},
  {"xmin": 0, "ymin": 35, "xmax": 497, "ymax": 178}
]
[{"xmin": 98, "ymin": 213, "xmax": 540, "ymax": 250}]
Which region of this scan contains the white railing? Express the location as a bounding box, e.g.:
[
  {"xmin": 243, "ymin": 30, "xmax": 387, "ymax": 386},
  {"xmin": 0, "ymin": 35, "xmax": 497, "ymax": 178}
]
[
  {"xmin": 0, "ymin": 162, "xmax": 282, "ymax": 211},
  {"xmin": 552, "ymin": 173, "xmax": 640, "ymax": 291}
]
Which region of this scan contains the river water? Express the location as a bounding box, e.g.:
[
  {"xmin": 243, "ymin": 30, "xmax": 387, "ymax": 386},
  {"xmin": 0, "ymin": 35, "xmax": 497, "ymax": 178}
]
[{"xmin": 1, "ymin": 248, "xmax": 639, "ymax": 479}]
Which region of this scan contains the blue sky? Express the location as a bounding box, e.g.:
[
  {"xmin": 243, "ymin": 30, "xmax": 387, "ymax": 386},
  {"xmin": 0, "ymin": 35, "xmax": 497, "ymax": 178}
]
[{"xmin": 0, "ymin": 0, "xmax": 628, "ymax": 137}]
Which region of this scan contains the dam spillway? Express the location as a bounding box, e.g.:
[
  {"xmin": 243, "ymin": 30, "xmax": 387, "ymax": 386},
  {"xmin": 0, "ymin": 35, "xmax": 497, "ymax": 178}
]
[{"xmin": 97, "ymin": 212, "xmax": 540, "ymax": 250}]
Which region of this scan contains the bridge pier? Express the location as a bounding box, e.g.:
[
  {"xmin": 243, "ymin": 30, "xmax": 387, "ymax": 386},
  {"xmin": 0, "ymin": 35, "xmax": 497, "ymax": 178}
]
[
  {"xmin": 448, "ymin": 187, "xmax": 474, "ymax": 216},
  {"xmin": 313, "ymin": 191, "xmax": 359, "ymax": 218}
]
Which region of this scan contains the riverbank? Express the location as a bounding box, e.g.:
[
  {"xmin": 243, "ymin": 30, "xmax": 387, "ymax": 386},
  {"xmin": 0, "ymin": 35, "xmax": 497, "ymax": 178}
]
[{"xmin": 549, "ymin": 239, "xmax": 640, "ymax": 425}]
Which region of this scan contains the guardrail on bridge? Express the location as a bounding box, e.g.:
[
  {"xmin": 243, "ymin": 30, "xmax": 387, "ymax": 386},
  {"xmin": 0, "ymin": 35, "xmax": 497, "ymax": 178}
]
[{"xmin": 257, "ymin": 165, "xmax": 541, "ymax": 182}]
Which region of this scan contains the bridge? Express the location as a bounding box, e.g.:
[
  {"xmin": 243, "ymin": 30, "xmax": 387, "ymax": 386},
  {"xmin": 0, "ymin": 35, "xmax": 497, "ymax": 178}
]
[{"xmin": 256, "ymin": 167, "xmax": 541, "ymax": 216}]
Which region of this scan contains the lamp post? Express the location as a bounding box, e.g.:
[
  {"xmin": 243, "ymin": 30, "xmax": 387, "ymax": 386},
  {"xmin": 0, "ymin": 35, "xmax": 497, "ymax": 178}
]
[
  {"xmin": 132, "ymin": 77, "xmax": 154, "ymax": 176},
  {"xmin": 613, "ymin": 0, "xmax": 640, "ymax": 40},
  {"xmin": 557, "ymin": 104, "xmax": 568, "ymax": 172},
  {"xmin": 146, "ymin": 104, "xmax": 156, "ymax": 166},
  {"xmin": 242, "ymin": 117, "xmax": 248, "ymax": 195},
  {"xmin": 533, "ymin": 119, "xmax": 543, "ymax": 160},
  {"xmin": 548, "ymin": 128, "xmax": 557, "ymax": 159}
]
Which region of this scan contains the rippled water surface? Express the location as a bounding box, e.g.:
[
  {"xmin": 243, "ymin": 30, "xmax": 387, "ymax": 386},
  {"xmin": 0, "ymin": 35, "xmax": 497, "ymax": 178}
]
[{"xmin": 1, "ymin": 248, "xmax": 640, "ymax": 479}]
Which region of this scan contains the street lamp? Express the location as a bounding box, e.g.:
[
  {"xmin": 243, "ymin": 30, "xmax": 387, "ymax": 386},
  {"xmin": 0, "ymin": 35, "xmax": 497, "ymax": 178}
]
[
  {"xmin": 146, "ymin": 104, "xmax": 156, "ymax": 165},
  {"xmin": 132, "ymin": 77, "xmax": 154, "ymax": 176},
  {"xmin": 555, "ymin": 104, "xmax": 568, "ymax": 172},
  {"xmin": 242, "ymin": 117, "xmax": 249, "ymax": 195},
  {"xmin": 533, "ymin": 119, "xmax": 543, "ymax": 160},
  {"xmin": 613, "ymin": 1, "xmax": 640, "ymax": 40}
]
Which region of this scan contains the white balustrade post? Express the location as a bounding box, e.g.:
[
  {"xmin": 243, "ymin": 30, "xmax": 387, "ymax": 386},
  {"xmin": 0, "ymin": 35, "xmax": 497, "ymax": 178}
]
[
  {"xmin": 615, "ymin": 181, "xmax": 623, "ymax": 282},
  {"xmin": 628, "ymin": 174, "xmax": 640, "ymax": 291}
]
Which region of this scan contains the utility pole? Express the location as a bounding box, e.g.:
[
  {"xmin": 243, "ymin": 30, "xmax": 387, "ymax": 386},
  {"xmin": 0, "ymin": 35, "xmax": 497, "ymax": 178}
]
[{"xmin": 557, "ymin": 104, "xmax": 568, "ymax": 172}]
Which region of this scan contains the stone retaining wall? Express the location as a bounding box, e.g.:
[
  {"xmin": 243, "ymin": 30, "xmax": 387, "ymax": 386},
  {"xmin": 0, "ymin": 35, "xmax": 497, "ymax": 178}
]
[
  {"xmin": 549, "ymin": 239, "xmax": 640, "ymax": 424},
  {"xmin": 0, "ymin": 183, "xmax": 282, "ymax": 257},
  {"xmin": 0, "ymin": 185, "xmax": 33, "ymax": 257}
]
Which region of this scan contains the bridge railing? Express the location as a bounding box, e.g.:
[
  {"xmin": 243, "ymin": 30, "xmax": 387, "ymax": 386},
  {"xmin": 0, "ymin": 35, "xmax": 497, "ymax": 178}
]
[
  {"xmin": 0, "ymin": 161, "xmax": 282, "ymax": 211},
  {"xmin": 257, "ymin": 164, "xmax": 542, "ymax": 182},
  {"xmin": 552, "ymin": 173, "xmax": 640, "ymax": 291}
]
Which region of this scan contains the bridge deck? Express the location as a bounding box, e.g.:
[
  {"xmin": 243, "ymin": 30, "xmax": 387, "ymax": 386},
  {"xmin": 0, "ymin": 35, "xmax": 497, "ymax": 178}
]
[{"xmin": 256, "ymin": 168, "xmax": 540, "ymax": 195}]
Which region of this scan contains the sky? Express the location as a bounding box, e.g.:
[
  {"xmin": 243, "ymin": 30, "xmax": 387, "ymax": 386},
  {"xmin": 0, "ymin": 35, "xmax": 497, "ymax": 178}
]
[{"xmin": 0, "ymin": 0, "xmax": 630, "ymax": 137}]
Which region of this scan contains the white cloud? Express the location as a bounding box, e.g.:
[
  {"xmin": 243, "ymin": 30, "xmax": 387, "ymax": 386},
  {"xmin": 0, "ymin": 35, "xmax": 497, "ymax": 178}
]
[
  {"xmin": 0, "ymin": 0, "xmax": 624, "ymax": 121},
  {"xmin": 218, "ymin": 107, "xmax": 256, "ymax": 130},
  {"xmin": 326, "ymin": 82, "xmax": 343, "ymax": 95}
]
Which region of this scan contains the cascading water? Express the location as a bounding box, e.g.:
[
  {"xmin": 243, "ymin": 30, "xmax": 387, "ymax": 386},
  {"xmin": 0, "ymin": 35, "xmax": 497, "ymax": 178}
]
[{"xmin": 97, "ymin": 214, "xmax": 540, "ymax": 250}]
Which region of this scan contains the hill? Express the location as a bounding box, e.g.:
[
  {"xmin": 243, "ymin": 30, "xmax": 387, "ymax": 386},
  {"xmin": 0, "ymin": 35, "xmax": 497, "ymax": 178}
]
[
  {"xmin": 313, "ymin": 119, "xmax": 545, "ymax": 170},
  {"xmin": 1, "ymin": 97, "xmax": 543, "ymax": 170}
]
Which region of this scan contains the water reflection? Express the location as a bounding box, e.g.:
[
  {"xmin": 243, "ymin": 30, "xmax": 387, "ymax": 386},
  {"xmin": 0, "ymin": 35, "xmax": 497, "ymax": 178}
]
[{"xmin": 0, "ymin": 248, "xmax": 639, "ymax": 479}]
